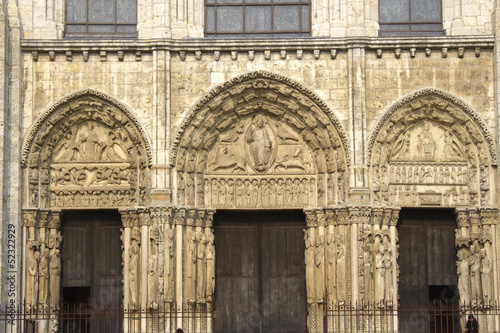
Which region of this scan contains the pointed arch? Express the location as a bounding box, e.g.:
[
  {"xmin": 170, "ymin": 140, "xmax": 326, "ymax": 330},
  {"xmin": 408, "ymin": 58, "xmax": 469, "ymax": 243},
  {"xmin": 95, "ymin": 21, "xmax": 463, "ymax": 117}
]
[
  {"xmin": 170, "ymin": 70, "xmax": 350, "ymax": 209},
  {"xmin": 367, "ymin": 88, "xmax": 496, "ymax": 207},
  {"xmin": 22, "ymin": 89, "xmax": 152, "ymax": 209},
  {"xmin": 368, "ymin": 88, "xmax": 497, "ymax": 166}
]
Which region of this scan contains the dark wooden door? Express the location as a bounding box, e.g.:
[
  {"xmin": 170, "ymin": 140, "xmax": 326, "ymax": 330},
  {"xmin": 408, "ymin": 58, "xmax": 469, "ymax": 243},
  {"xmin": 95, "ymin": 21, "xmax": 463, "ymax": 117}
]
[
  {"xmin": 61, "ymin": 210, "xmax": 122, "ymax": 332},
  {"xmin": 215, "ymin": 210, "xmax": 307, "ymax": 333},
  {"xmin": 398, "ymin": 209, "xmax": 459, "ymax": 333}
]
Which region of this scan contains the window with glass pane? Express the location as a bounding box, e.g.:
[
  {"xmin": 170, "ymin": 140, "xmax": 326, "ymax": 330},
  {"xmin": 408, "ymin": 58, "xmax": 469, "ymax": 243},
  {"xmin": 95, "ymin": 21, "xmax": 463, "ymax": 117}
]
[
  {"xmin": 65, "ymin": 0, "xmax": 137, "ymax": 36},
  {"xmin": 206, "ymin": 0, "xmax": 310, "ymax": 37},
  {"xmin": 379, "ymin": 0, "xmax": 442, "ymax": 35}
]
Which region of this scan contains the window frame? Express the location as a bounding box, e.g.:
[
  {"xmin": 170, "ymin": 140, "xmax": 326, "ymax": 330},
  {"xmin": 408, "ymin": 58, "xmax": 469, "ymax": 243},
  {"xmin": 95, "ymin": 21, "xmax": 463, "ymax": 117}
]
[
  {"xmin": 205, "ymin": 0, "xmax": 311, "ymax": 38},
  {"xmin": 378, "ymin": 0, "xmax": 443, "ymax": 36},
  {"xmin": 65, "ymin": 0, "xmax": 137, "ymax": 38}
]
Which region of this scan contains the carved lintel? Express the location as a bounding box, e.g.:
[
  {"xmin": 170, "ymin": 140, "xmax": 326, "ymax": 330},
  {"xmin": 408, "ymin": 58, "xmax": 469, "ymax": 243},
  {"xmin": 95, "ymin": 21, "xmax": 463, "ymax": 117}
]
[
  {"xmin": 47, "ymin": 210, "xmax": 62, "ymax": 229},
  {"xmin": 22, "ymin": 209, "xmax": 39, "ymax": 227},
  {"xmin": 305, "ymin": 210, "xmax": 317, "ymax": 227}
]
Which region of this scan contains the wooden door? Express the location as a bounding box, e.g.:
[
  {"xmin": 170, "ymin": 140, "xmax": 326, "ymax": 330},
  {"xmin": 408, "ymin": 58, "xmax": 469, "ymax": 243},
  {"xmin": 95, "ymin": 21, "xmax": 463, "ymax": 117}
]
[
  {"xmin": 398, "ymin": 209, "xmax": 459, "ymax": 333},
  {"xmin": 215, "ymin": 210, "xmax": 307, "ymax": 333},
  {"xmin": 61, "ymin": 210, "xmax": 122, "ymax": 332}
]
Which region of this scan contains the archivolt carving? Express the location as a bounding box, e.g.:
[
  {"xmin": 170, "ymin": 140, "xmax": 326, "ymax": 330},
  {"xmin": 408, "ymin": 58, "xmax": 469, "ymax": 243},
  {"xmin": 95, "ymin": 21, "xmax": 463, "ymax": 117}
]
[
  {"xmin": 172, "ymin": 71, "xmax": 349, "ymax": 208},
  {"xmin": 22, "ymin": 90, "xmax": 152, "ymax": 209},
  {"xmin": 369, "ymin": 89, "xmax": 496, "ymax": 207}
]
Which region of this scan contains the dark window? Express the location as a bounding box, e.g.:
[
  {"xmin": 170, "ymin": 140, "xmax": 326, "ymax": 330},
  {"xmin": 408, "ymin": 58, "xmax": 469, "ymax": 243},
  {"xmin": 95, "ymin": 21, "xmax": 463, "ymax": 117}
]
[
  {"xmin": 205, "ymin": 0, "xmax": 310, "ymax": 38},
  {"xmin": 379, "ymin": 0, "xmax": 443, "ymax": 36},
  {"xmin": 65, "ymin": 0, "xmax": 136, "ymax": 37}
]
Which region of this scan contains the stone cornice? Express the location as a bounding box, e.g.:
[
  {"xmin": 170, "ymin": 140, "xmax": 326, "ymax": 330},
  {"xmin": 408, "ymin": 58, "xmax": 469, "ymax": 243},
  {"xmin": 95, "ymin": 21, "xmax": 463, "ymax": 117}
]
[{"xmin": 20, "ymin": 36, "xmax": 495, "ymax": 52}]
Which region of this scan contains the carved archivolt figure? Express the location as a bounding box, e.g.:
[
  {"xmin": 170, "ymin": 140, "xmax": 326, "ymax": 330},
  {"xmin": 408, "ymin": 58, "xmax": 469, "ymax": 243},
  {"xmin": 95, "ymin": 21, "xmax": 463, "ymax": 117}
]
[
  {"xmin": 469, "ymin": 244, "xmax": 482, "ymax": 304},
  {"xmin": 374, "ymin": 244, "xmax": 385, "ymax": 307},
  {"xmin": 206, "ymin": 233, "xmax": 215, "ymax": 301},
  {"xmin": 129, "ymin": 239, "xmax": 140, "ymax": 310},
  {"xmin": 49, "ymin": 249, "xmax": 61, "ymax": 310},
  {"xmin": 457, "ymin": 248, "xmax": 470, "ymax": 305},
  {"xmin": 305, "ymin": 237, "xmax": 316, "ymax": 304},
  {"xmin": 336, "ymin": 235, "xmax": 346, "ymax": 305},
  {"xmin": 314, "ymin": 237, "xmax": 325, "ymax": 303},
  {"xmin": 245, "ymin": 115, "xmax": 273, "ymax": 172},
  {"xmin": 480, "ymin": 249, "xmax": 492, "ymax": 305}
]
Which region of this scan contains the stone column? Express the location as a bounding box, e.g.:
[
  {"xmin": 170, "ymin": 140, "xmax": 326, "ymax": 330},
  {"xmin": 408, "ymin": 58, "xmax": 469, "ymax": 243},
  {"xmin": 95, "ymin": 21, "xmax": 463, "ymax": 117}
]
[
  {"xmin": 23, "ymin": 209, "xmax": 39, "ymax": 312},
  {"xmin": 120, "ymin": 209, "xmax": 132, "ymax": 333},
  {"xmin": 174, "ymin": 209, "xmax": 185, "ymax": 329}
]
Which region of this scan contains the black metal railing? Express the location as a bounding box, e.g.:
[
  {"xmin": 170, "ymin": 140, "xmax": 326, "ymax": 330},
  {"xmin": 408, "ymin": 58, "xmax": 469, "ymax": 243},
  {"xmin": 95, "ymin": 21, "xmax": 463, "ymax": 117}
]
[
  {"xmin": 0, "ymin": 304, "xmax": 215, "ymax": 333},
  {"xmin": 323, "ymin": 301, "xmax": 500, "ymax": 333}
]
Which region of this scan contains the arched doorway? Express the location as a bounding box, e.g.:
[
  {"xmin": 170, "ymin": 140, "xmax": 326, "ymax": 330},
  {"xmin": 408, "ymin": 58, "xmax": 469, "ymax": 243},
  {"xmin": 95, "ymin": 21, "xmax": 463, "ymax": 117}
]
[{"xmin": 21, "ymin": 90, "xmax": 152, "ymax": 330}]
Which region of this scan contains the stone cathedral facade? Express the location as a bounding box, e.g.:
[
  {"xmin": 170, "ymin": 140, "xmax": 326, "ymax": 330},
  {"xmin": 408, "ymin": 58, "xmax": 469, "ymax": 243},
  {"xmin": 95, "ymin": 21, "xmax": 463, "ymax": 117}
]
[{"xmin": 1, "ymin": 0, "xmax": 500, "ymax": 332}]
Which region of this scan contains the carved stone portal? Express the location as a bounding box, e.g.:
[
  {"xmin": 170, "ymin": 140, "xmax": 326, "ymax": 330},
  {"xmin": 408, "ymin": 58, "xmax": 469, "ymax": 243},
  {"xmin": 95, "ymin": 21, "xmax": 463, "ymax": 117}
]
[
  {"xmin": 22, "ymin": 90, "xmax": 152, "ymax": 210},
  {"xmin": 172, "ymin": 71, "xmax": 349, "ymax": 209},
  {"xmin": 369, "ymin": 90, "xmax": 495, "ymax": 207}
]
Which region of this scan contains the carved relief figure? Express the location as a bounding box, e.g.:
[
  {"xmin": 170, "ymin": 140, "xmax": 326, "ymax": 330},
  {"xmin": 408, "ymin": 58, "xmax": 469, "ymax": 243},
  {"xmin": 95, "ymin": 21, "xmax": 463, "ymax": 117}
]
[
  {"xmin": 363, "ymin": 239, "xmax": 373, "ymax": 304},
  {"xmin": 206, "ymin": 233, "xmax": 215, "ymax": 301},
  {"xmin": 305, "ymin": 235, "xmax": 316, "ymax": 304},
  {"xmin": 443, "ymin": 131, "xmax": 464, "ymax": 161},
  {"xmin": 375, "ymin": 243, "xmax": 385, "ymax": 307},
  {"xmin": 38, "ymin": 248, "xmax": 49, "ymax": 307},
  {"xmin": 326, "ymin": 235, "xmax": 336, "ymax": 305},
  {"xmin": 480, "ymin": 249, "xmax": 492, "ymax": 305},
  {"xmin": 129, "ymin": 238, "xmax": 140, "ymax": 310},
  {"xmin": 314, "ymin": 237, "xmax": 325, "ymax": 303},
  {"xmin": 49, "ymin": 249, "xmax": 61, "ymax": 310},
  {"xmin": 383, "ymin": 235, "xmax": 393, "ymax": 305},
  {"xmin": 165, "ymin": 229, "xmax": 174, "ymax": 302},
  {"xmin": 245, "ymin": 115, "xmax": 274, "ymax": 172},
  {"xmin": 469, "ymin": 244, "xmax": 482, "ymax": 304},
  {"xmin": 196, "ymin": 232, "xmax": 207, "ymax": 303},
  {"xmin": 336, "ymin": 235, "xmax": 346, "ymax": 305},
  {"xmin": 148, "ymin": 240, "xmax": 158, "ymax": 309},
  {"xmin": 457, "ymin": 248, "xmax": 470, "ymax": 305},
  {"xmin": 27, "ymin": 243, "xmax": 40, "ymax": 309},
  {"xmin": 186, "ymin": 231, "xmax": 197, "ymax": 303}
]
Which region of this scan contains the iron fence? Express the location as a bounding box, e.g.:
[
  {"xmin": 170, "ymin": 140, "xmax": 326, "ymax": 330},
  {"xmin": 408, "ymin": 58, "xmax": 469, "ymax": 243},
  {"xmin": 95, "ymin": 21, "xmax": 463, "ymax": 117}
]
[
  {"xmin": 0, "ymin": 304, "xmax": 215, "ymax": 333},
  {"xmin": 323, "ymin": 302, "xmax": 500, "ymax": 333}
]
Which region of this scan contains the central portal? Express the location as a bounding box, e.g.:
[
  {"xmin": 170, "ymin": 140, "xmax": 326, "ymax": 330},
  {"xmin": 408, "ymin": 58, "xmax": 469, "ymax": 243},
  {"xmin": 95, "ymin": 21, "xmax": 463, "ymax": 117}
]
[{"xmin": 215, "ymin": 210, "xmax": 307, "ymax": 333}]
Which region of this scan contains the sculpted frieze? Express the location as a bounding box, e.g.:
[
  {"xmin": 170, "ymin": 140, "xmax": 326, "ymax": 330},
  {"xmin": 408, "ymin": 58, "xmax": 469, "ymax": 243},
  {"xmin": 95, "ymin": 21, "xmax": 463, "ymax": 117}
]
[{"xmin": 204, "ymin": 176, "xmax": 316, "ymax": 209}]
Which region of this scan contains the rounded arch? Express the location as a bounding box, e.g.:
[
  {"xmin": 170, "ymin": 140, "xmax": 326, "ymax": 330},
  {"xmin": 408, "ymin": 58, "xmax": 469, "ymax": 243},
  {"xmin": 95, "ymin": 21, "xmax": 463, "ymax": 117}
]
[
  {"xmin": 22, "ymin": 89, "xmax": 152, "ymax": 209},
  {"xmin": 367, "ymin": 88, "xmax": 496, "ymax": 207},
  {"xmin": 170, "ymin": 70, "xmax": 350, "ymax": 209}
]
